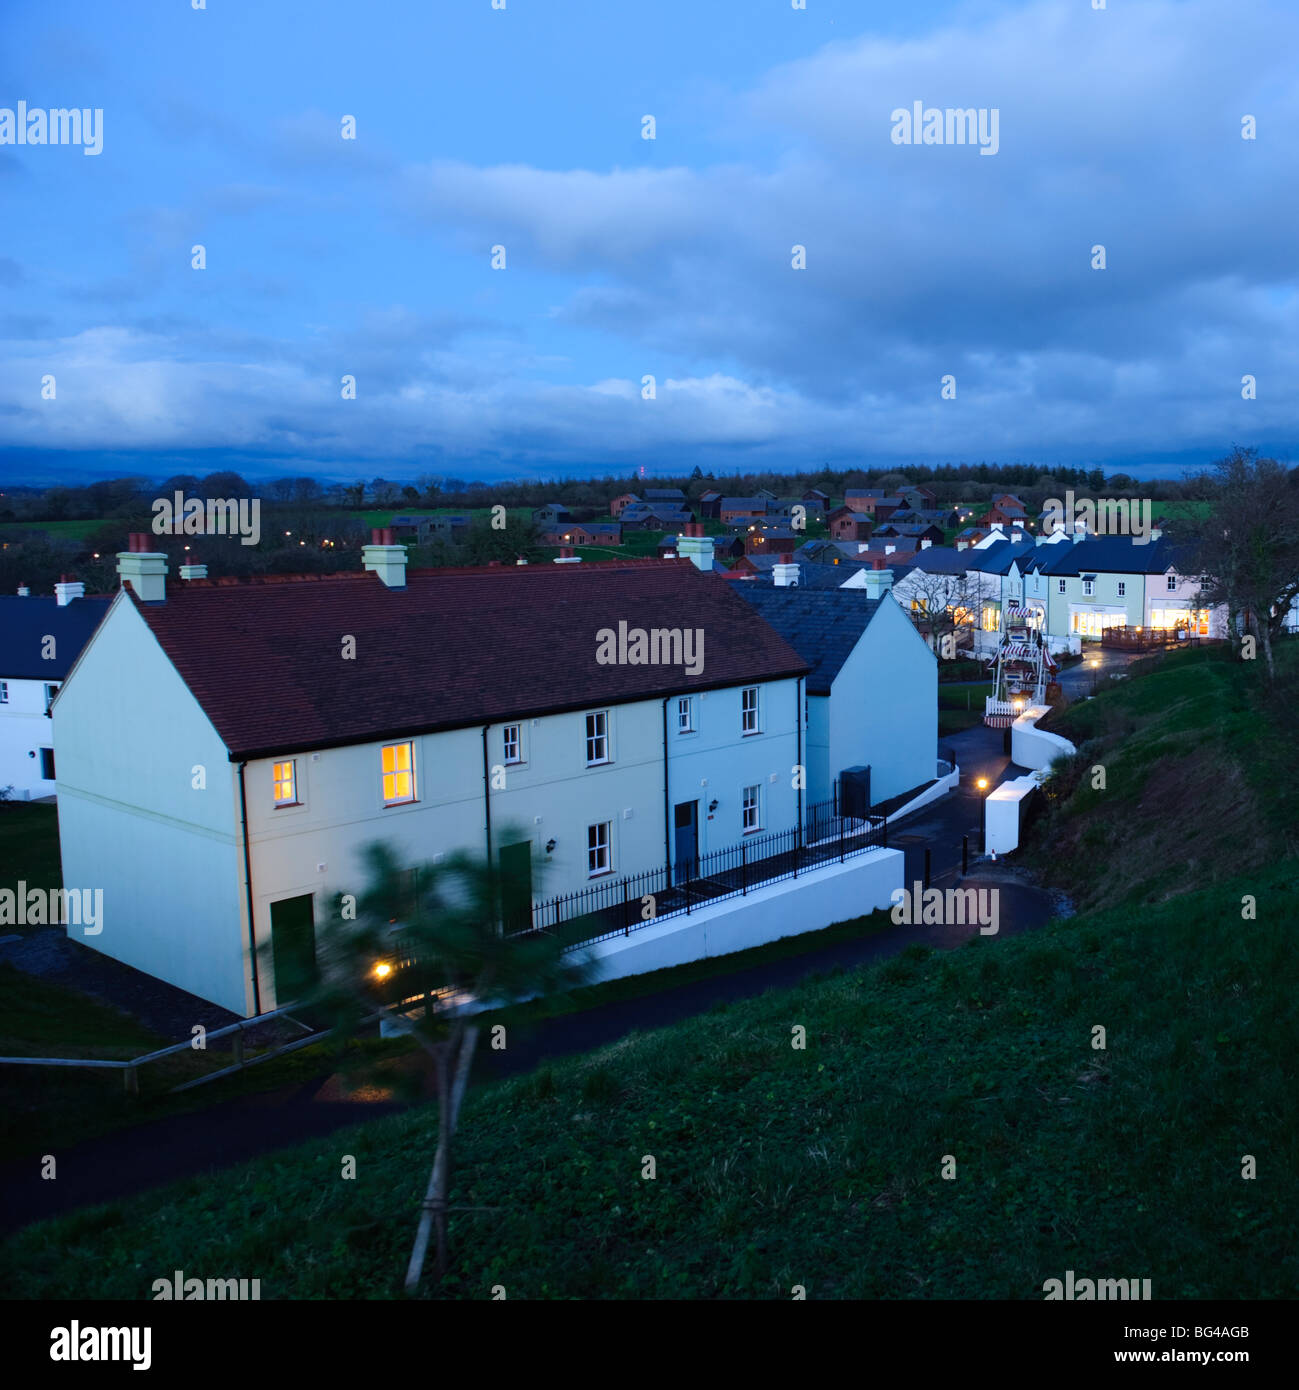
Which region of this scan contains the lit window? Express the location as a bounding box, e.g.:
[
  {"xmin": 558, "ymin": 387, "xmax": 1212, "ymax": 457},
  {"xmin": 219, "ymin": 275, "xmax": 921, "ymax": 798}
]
[
  {"xmin": 382, "ymin": 742, "xmax": 415, "ymax": 804},
  {"xmin": 677, "ymin": 697, "xmax": 693, "ymax": 734},
  {"xmin": 587, "ymin": 821, "xmax": 611, "ymax": 875},
  {"xmin": 741, "ymin": 686, "xmax": 760, "ymax": 734},
  {"xmin": 503, "ymin": 724, "xmax": 521, "ymax": 764},
  {"xmin": 742, "ymin": 784, "xmax": 761, "ymax": 832},
  {"xmin": 273, "ymin": 760, "xmax": 297, "ymax": 805},
  {"xmin": 585, "ymin": 711, "xmax": 610, "ymax": 765}
]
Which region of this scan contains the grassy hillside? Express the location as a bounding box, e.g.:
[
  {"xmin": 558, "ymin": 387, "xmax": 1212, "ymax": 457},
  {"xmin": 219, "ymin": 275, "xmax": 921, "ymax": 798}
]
[
  {"xmin": 1025, "ymin": 642, "xmax": 1299, "ymax": 911},
  {"xmin": 5, "ymin": 855, "xmax": 1296, "ymax": 1299}
]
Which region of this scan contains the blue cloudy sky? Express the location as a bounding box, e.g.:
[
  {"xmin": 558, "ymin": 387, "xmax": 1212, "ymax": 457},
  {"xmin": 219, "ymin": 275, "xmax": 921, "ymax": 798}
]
[{"xmin": 1, "ymin": 0, "xmax": 1296, "ymax": 485}]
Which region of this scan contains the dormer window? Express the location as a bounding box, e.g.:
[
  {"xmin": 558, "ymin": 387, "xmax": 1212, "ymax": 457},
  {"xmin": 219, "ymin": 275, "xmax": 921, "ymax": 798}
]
[{"xmin": 1167, "ymin": 574, "xmax": 1177, "ymax": 591}]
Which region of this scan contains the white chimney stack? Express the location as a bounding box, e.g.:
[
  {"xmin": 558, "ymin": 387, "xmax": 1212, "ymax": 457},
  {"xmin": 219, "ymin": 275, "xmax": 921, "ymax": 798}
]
[
  {"xmin": 553, "ymin": 546, "xmax": 581, "ymax": 564},
  {"xmin": 676, "ymin": 523, "xmax": 715, "ymax": 573},
  {"xmin": 55, "ymin": 574, "xmax": 85, "ymax": 606},
  {"xmin": 773, "ymin": 554, "xmax": 799, "ymax": 587},
  {"xmin": 362, "ymin": 528, "xmax": 408, "ymax": 586},
  {"xmin": 117, "ymin": 533, "xmax": 169, "ymax": 603},
  {"xmin": 861, "ymin": 566, "xmax": 894, "ymax": 598},
  {"xmin": 179, "ymin": 563, "xmax": 208, "ymax": 581},
  {"xmin": 16, "ymin": 583, "xmax": 29, "ymax": 597}
]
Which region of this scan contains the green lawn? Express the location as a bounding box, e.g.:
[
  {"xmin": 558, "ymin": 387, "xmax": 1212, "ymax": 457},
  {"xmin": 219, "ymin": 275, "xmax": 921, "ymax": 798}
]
[
  {"xmin": 0, "ymin": 518, "xmax": 106, "ymax": 542},
  {"xmin": 1025, "ymin": 640, "xmax": 1299, "ymax": 911},
  {"xmin": 0, "ymin": 803, "xmax": 62, "ymax": 910},
  {"xmin": 4, "ymin": 856, "xmax": 1296, "ymax": 1299}
]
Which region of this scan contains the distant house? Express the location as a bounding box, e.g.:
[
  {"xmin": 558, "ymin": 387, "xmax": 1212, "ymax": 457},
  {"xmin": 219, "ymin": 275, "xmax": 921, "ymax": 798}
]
[
  {"xmin": 899, "ymin": 486, "xmax": 938, "ymax": 510},
  {"xmin": 802, "ymin": 487, "xmax": 831, "ymax": 507},
  {"xmin": 982, "ymin": 495, "xmax": 1029, "ymax": 528},
  {"xmin": 830, "ymin": 513, "xmax": 874, "ymax": 543},
  {"xmin": 872, "ymin": 521, "xmax": 944, "ymax": 547},
  {"xmin": 732, "ymin": 585, "xmax": 937, "ymax": 809},
  {"xmin": 719, "ymin": 497, "xmax": 767, "ymax": 524},
  {"xmin": 532, "ymin": 503, "xmax": 572, "ymax": 526},
  {"xmin": 541, "ymin": 522, "xmax": 623, "ymax": 547},
  {"xmin": 954, "ymin": 525, "xmax": 992, "ymax": 550},
  {"xmin": 697, "ymin": 490, "xmax": 723, "ymax": 519},
  {"xmin": 609, "ymin": 493, "xmax": 639, "ymax": 517},
  {"xmin": 389, "ymin": 513, "xmax": 470, "ymax": 545},
  {"xmin": 1, "ymin": 581, "xmax": 111, "ymax": 800},
  {"xmin": 843, "ymin": 489, "xmax": 883, "ymax": 513},
  {"xmin": 644, "ymin": 488, "xmax": 686, "ymax": 504},
  {"xmin": 744, "ymin": 527, "xmax": 800, "ymax": 556},
  {"xmin": 620, "ymin": 504, "xmax": 693, "ymax": 531}
]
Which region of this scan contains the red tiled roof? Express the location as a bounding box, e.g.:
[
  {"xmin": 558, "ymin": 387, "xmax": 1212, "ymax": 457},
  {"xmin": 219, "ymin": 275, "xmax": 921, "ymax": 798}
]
[{"xmin": 129, "ymin": 560, "xmax": 809, "ymax": 759}]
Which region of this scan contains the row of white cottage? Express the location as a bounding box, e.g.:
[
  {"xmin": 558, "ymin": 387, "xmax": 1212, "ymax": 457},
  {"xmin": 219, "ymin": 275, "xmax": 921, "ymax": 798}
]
[
  {"xmin": 42, "ymin": 536, "xmax": 937, "ymax": 1016},
  {"xmin": 823, "ymin": 524, "xmax": 1240, "ymax": 653}
]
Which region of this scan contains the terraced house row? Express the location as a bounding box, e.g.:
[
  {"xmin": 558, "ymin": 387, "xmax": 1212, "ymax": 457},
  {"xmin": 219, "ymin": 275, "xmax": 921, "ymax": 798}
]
[{"xmin": 43, "ymin": 533, "xmax": 935, "ymax": 1015}]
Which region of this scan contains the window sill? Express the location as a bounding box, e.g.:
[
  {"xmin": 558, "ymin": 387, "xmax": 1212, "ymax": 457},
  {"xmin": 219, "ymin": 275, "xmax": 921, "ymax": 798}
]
[
  {"xmin": 273, "ymin": 801, "xmax": 303, "ymax": 810},
  {"xmin": 586, "ymin": 759, "xmax": 612, "ymax": 768},
  {"xmin": 587, "ymin": 869, "xmax": 614, "ymax": 880},
  {"xmin": 383, "ymin": 799, "xmax": 418, "ymax": 809}
]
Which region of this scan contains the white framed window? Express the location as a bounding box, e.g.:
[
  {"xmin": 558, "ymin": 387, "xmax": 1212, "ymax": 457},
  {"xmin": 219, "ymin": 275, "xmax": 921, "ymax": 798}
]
[
  {"xmin": 676, "ymin": 697, "xmax": 694, "ymax": 734},
  {"xmin": 1167, "ymin": 574, "xmax": 1177, "ymax": 591},
  {"xmin": 382, "ymin": 741, "xmax": 415, "ymax": 804},
  {"xmin": 1083, "ymin": 579, "xmax": 1095, "ymax": 597},
  {"xmin": 1117, "ymin": 581, "xmax": 1126, "ymax": 597},
  {"xmin": 1057, "ymin": 579, "xmax": 1067, "ymax": 594},
  {"xmin": 587, "ymin": 821, "xmax": 611, "ymax": 876},
  {"xmin": 742, "ymin": 784, "xmax": 761, "ymax": 832},
  {"xmin": 0, "ymin": 681, "xmax": 7, "ymax": 704},
  {"xmin": 585, "ymin": 711, "xmax": 610, "ymax": 765},
  {"xmin": 503, "ymin": 724, "xmax": 522, "ymax": 764},
  {"xmin": 272, "ymin": 760, "xmax": 297, "ymax": 806},
  {"xmin": 741, "ymin": 686, "xmax": 760, "ymax": 735},
  {"xmin": 44, "ymin": 683, "xmax": 59, "ymax": 713}
]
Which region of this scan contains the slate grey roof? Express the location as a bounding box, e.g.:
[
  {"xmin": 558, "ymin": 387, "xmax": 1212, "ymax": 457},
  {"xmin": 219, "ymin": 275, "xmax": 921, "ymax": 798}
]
[
  {"xmin": 1039, "ymin": 536, "xmax": 1179, "ymax": 576},
  {"xmin": 966, "ymin": 538, "xmax": 1038, "ymax": 575},
  {"xmin": 733, "ymin": 585, "xmax": 886, "ymax": 694},
  {"xmin": 1, "ymin": 595, "xmax": 112, "ymax": 680},
  {"xmin": 894, "ymin": 545, "xmax": 979, "ymax": 575}
]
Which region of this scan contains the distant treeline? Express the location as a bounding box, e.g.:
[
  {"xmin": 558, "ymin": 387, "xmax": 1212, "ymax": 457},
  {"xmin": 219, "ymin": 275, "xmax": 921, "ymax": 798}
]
[{"xmin": 0, "ymin": 461, "xmax": 1221, "ymax": 527}]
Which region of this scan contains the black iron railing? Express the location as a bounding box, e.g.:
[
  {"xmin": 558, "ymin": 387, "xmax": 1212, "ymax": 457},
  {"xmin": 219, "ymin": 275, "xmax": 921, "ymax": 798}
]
[{"xmin": 524, "ymin": 798, "xmax": 887, "ymax": 952}]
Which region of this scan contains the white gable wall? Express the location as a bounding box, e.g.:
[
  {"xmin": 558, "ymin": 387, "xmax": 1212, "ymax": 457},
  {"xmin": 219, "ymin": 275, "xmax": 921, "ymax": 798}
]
[
  {"xmin": 53, "ymin": 596, "xmax": 250, "ymax": 1014},
  {"xmin": 828, "ymin": 598, "xmax": 937, "ymax": 806}
]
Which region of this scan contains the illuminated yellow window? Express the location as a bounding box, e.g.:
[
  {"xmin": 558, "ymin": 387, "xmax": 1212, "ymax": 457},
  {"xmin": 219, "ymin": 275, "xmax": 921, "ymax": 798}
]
[
  {"xmin": 272, "ymin": 760, "xmax": 296, "ymax": 805},
  {"xmin": 382, "ymin": 742, "xmax": 414, "ymax": 804}
]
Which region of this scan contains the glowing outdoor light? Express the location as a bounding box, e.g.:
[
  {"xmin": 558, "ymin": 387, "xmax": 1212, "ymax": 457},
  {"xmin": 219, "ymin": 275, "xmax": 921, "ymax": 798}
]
[
  {"xmin": 373, "ymin": 962, "xmax": 392, "ymax": 980},
  {"xmin": 976, "ymin": 777, "xmax": 988, "ymax": 792}
]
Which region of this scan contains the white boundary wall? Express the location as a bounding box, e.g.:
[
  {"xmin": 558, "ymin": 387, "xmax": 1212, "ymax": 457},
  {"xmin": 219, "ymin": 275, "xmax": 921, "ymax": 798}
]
[
  {"xmin": 1011, "ymin": 705, "xmax": 1077, "ymax": 773},
  {"xmin": 581, "ymin": 846, "xmax": 904, "ymax": 983}
]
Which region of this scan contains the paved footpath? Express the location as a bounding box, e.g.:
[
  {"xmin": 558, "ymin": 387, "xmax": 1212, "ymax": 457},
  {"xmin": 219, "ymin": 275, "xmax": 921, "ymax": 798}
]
[{"xmin": 0, "ymin": 723, "xmax": 1066, "ymax": 1237}]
